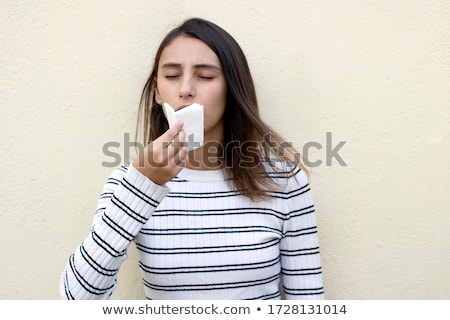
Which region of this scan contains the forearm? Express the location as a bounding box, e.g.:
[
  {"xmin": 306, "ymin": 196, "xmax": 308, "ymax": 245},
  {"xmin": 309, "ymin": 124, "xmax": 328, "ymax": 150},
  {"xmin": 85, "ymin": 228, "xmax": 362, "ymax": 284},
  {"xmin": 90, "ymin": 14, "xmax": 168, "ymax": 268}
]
[
  {"xmin": 281, "ymin": 170, "xmax": 325, "ymax": 300},
  {"xmin": 60, "ymin": 164, "xmax": 169, "ymax": 300}
]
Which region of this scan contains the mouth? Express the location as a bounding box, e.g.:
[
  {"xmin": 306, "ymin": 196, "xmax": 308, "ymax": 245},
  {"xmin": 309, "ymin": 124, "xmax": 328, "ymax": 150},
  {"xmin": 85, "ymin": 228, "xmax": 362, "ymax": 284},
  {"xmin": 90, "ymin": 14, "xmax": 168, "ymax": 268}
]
[
  {"xmin": 177, "ymin": 104, "xmax": 189, "ymax": 110},
  {"xmin": 176, "ymin": 103, "xmax": 200, "ymax": 111},
  {"xmin": 163, "ymin": 102, "xmax": 200, "ymax": 113}
]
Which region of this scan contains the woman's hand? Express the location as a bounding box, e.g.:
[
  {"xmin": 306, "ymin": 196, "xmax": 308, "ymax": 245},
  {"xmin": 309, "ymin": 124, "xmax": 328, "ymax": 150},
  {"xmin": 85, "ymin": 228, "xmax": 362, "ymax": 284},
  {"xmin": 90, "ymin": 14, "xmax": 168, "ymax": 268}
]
[{"xmin": 132, "ymin": 121, "xmax": 188, "ymax": 185}]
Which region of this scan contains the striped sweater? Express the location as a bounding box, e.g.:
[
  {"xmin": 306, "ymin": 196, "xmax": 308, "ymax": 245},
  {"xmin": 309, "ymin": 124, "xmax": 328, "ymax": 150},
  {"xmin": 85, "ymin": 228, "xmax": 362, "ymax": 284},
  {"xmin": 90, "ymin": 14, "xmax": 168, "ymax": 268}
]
[{"xmin": 60, "ymin": 162, "xmax": 324, "ymax": 300}]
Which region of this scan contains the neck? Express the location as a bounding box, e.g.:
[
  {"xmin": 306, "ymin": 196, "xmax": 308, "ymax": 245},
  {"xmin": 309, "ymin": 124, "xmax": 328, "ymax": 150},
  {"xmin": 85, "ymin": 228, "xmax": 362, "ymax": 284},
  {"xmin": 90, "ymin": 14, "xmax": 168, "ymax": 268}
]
[
  {"xmin": 186, "ymin": 120, "xmax": 225, "ymax": 170},
  {"xmin": 185, "ymin": 140, "xmax": 224, "ymax": 170}
]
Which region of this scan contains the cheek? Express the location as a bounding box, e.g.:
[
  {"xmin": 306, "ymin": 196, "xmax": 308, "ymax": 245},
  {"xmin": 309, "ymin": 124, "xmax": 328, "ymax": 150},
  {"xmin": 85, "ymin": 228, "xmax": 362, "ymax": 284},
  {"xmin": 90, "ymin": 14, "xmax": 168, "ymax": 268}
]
[
  {"xmin": 204, "ymin": 84, "xmax": 227, "ymax": 123},
  {"xmin": 204, "ymin": 104, "xmax": 225, "ymax": 126}
]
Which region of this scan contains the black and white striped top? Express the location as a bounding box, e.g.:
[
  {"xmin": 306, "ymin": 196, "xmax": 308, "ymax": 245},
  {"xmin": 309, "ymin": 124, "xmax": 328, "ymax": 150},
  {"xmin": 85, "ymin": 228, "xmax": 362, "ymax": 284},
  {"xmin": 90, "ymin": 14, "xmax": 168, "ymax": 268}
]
[{"xmin": 60, "ymin": 162, "xmax": 324, "ymax": 300}]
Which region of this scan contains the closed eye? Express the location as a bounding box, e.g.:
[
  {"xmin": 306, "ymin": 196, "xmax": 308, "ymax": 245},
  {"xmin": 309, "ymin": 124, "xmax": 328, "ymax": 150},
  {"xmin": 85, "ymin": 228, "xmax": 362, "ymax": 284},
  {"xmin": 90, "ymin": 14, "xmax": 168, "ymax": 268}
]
[
  {"xmin": 198, "ymin": 75, "xmax": 214, "ymax": 80},
  {"xmin": 164, "ymin": 74, "xmax": 180, "ymax": 79}
]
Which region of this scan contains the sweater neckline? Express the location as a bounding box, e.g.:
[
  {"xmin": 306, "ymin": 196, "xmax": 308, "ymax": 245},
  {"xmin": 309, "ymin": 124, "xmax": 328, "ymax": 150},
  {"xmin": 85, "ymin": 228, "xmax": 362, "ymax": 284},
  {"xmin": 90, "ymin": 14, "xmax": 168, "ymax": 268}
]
[{"xmin": 177, "ymin": 167, "xmax": 225, "ymax": 182}]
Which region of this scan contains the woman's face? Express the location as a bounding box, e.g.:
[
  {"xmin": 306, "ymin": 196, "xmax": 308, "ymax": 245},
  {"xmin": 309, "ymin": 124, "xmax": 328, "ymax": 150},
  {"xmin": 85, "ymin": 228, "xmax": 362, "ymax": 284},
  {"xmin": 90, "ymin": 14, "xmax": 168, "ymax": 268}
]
[{"xmin": 155, "ymin": 35, "xmax": 227, "ymax": 143}]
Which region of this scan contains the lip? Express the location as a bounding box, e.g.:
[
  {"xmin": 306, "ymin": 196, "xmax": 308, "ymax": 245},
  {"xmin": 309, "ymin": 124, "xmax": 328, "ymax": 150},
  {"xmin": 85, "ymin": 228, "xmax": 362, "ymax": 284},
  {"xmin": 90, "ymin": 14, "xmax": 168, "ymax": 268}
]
[
  {"xmin": 176, "ymin": 103, "xmax": 197, "ymax": 111},
  {"xmin": 177, "ymin": 104, "xmax": 189, "ymax": 110}
]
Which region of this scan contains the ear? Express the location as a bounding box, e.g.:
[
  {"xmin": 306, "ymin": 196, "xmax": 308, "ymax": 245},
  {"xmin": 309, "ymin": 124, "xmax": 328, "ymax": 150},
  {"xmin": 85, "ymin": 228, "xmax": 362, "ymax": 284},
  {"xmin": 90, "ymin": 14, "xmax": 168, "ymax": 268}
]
[{"xmin": 154, "ymin": 82, "xmax": 162, "ymax": 105}]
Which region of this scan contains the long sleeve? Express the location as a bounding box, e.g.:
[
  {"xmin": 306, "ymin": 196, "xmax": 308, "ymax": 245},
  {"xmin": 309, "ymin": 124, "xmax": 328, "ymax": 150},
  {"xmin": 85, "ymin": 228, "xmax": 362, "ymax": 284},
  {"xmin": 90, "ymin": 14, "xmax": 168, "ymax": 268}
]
[
  {"xmin": 279, "ymin": 167, "xmax": 325, "ymax": 299},
  {"xmin": 59, "ymin": 164, "xmax": 169, "ymax": 300}
]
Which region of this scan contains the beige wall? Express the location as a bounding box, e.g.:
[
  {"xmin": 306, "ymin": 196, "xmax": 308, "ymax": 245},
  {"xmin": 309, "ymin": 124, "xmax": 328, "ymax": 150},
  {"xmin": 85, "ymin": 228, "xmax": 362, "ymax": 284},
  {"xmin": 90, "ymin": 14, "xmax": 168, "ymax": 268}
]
[{"xmin": 1, "ymin": 0, "xmax": 449, "ymax": 299}]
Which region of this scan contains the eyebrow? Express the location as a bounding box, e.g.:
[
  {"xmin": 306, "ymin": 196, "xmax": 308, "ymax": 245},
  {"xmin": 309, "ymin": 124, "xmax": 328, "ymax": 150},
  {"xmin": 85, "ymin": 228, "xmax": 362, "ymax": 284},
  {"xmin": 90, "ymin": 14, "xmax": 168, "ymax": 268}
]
[{"xmin": 160, "ymin": 63, "xmax": 221, "ymax": 71}]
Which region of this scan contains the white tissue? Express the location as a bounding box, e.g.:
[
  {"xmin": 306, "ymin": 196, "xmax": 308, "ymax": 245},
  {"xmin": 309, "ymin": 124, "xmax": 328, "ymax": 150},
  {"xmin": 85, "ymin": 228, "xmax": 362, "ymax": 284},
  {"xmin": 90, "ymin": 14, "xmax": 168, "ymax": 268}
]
[{"xmin": 163, "ymin": 102, "xmax": 204, "ymax": 151}]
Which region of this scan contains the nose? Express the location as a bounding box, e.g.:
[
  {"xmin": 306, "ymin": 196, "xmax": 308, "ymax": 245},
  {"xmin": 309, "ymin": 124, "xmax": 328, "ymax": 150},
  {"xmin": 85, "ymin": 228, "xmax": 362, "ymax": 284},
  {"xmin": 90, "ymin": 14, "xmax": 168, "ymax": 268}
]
[{"xmin": 179, "ymin": 75, "xmax": 195, "ymax": 99}]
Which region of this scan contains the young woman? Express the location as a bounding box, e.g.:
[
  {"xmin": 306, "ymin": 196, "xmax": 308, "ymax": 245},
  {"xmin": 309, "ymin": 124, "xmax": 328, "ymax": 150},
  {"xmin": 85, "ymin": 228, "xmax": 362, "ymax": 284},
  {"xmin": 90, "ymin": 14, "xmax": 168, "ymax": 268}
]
[{"xmin": 60, "ymin": 18, "xmax": 324, "ymax": 300}]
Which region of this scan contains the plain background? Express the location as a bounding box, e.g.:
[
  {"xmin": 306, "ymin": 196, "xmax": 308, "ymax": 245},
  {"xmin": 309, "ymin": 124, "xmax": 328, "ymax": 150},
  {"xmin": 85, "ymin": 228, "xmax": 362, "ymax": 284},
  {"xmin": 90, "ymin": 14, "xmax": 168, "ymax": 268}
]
[{"xmin": 1, "ymin": 0, "xmax": 449, "ymax": 299}]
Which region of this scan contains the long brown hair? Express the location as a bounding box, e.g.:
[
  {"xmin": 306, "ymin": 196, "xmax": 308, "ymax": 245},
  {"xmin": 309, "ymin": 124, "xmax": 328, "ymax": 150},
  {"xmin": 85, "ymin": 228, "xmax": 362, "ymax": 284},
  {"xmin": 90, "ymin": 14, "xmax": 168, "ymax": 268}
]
[{"xmin": 136, "ymin": 18, "xmax": 308, "ymax": 200}]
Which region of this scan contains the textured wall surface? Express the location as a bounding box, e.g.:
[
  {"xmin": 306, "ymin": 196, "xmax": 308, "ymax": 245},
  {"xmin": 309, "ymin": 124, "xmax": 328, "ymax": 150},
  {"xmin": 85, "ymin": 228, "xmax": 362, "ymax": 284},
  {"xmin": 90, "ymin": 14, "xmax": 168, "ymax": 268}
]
[{"xmin": 1, "ymin": 0, "xmax": 449, "ymax": 299}]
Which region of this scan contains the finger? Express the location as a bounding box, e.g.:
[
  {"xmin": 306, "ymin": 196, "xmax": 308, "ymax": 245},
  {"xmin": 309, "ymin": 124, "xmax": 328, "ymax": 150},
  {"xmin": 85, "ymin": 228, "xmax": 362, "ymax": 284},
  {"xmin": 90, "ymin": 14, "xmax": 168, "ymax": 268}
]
[
  {"xmin": 173, "ymin": 134, "xmax": 189, "ymax": 167},
  {"xmin": 170, "ymin": 129, "xmax": 187, "ymax": 151},
  {"xmin": 166, "ymin": 129, "xmax": 187, "ymax": 162},
  {"xmin": 159, "ymin": 121, "xmax": 184, "ymax": 146},
  {"xmin": 174, "ymin": 148, "xmax": 188, "ymax": 167}
]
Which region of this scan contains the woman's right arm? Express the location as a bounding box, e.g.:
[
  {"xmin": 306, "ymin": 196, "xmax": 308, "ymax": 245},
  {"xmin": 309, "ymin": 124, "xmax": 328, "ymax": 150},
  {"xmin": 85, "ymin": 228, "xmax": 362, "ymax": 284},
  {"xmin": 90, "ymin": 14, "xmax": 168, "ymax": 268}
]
[
  {"xmin": 59, "ymin": 163, "xmax": 170, "ymax": 299},
  {"xmin": 59, "ymin": 122, "xmax": 187, "ymax": 300}
]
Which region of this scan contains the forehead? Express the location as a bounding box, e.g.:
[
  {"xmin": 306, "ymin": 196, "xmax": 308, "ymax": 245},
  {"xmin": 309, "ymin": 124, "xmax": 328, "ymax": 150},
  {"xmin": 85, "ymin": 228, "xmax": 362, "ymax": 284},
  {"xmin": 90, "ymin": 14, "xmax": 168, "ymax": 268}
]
[{"xmin": 159, "ymin": 35, "xmax": 221, "ymax": 67}]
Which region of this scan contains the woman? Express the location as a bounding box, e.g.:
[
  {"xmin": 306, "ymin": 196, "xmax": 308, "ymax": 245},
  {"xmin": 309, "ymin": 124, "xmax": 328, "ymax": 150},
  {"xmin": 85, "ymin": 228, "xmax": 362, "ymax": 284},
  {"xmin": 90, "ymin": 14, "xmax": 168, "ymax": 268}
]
[{"xmin": 60, "ymin": 17, "xmax": 324, "ymax": 300}]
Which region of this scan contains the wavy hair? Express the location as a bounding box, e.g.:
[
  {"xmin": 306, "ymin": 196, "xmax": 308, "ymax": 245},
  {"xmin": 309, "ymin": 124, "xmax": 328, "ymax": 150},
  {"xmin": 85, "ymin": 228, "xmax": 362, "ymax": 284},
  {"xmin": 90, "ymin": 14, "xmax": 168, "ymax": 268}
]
[{"xmin": 136, "ymin": 18, "xmax": 308, "ymax": 199}]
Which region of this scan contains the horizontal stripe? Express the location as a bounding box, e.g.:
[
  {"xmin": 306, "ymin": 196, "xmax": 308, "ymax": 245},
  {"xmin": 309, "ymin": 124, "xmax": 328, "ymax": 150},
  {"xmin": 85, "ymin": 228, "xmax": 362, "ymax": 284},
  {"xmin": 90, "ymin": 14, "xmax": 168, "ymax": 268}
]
[
  {"xmin": 143, "ymin": 273, "xmax": 280, "ymax": 291},
  {"xmin": 106, "ymin": 177, "xmax": 121, "ymax": 185},
  {"xmin": 79, "ymin": 244, "xmax": 118, "ymax": 277},
  {"xmin": 282, "ymin": 266, "xmax": 322, "ymax": 276},
  {"xmin": 269, "ymin": 185, "xmax": 310, "ymax": 199},
  {"xmin": 280, "ymin": 246, "xmax": 320, "ymax": 256},
  {"xmin": 111, "ymin": 195, "xmax": 147, "ymax": 224},
  {"xmin": 152, "ymin": 207, "xmax": 287, "ymax": 220},
  {"xmin": 283, "ymin": 286, "xmax": 325, "ymax": 296},
  {"xmin": 121, "ymin": 177, "xmax": 160, "ymax": 207},
  {"xmin": 90, "ymin": 230, "xmax": 127, "ymax": 257},
  {"xmin": 166, "ymin": 190, "xmax": 243, "ymax": 199},
  {"xmin": 101, "ymin": 214, "xmax": 134, "ymax": 241},
  {"xmin": 136, "ymin": 238, "xmax": 279, "ymax": 255},
  {"xmin": 284, "ymin": 226, "xmax": 318, "ymax": 238},
  {"xmin": 248, "ymin": 291, "xmax": 281, "ymax": 300},
  {"xmin": 100, "ymin": 192, "xmax": 113, "ymax": 199},
  {"xmin": 68, "ymin": 254, "xmax": 114, "ymax": 295},
  {"xmin": 140, "ymin": 225, "xmax": 282, "ymax": 236},
  {"xmin": 289, "ymin": 205, "xmax": 315, "ymax": 219},
  {"xmin": 139, "ymin": 256, "xmax": 280, "ymax": 275}
]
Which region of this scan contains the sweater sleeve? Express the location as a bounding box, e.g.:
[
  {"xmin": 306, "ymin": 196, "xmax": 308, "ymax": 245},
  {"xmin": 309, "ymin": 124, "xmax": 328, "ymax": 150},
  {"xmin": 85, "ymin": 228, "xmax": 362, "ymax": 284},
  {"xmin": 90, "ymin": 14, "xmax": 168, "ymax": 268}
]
[
  {"xmin": 280, "ymin": 167, "xmax": 325, "ymax": 300},
  {"xmin": 59, "ymin": 163, "xmax": 169, "ymax": 300}
]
